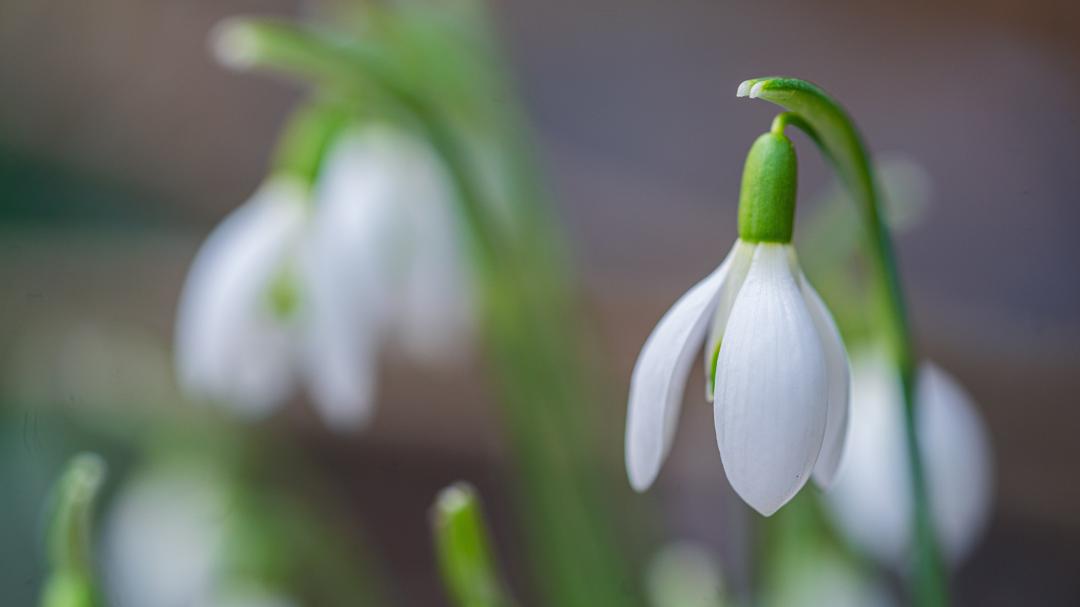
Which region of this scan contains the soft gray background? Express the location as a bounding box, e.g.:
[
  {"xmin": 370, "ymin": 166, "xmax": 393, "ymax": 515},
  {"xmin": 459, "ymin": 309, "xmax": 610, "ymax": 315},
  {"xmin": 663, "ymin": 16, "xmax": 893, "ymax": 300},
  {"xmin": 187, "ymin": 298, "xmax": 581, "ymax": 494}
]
[{"xmin": 2, "ymin": 0, "xmax": 1078, "ymax": 604}]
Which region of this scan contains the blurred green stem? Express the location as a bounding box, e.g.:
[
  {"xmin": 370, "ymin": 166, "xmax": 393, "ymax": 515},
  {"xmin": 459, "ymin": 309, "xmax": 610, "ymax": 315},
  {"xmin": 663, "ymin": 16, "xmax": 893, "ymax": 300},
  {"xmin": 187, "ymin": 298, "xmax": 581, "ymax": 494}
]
[
  {"xmin": 271, "ymin": 100, "xmax": 351, "ymax": 191},
  {"xmin": 41, "ymin": 453, "xmax": 106, "ymax": 607},
  {"xmin": 219, "ymin": 15, "xmax": 640, "ymax": 607},
  {"xmin": 739, "ymin": 77, "xmax": 947, "ymax": 606},
  {"xmin": 432, "ymin": 483, "xmax": 517, "ymax": 607}
]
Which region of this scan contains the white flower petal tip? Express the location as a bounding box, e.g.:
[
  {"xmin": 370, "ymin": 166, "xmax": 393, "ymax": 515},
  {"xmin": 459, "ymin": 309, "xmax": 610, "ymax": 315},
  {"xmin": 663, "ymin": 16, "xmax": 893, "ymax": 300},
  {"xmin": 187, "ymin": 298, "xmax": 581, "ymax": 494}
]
[
  {"xmin": 304, "ymin": 338, "xmax": 378, "ymax": 433},
  {"xmin": 736, "ymin": 80, "xmax": 753, "ymax": 97},
  {"xmin": 626, "ymin": 248, "xmax": 739, "ymax": 492},
  {"xmin": 750, "ymin": 82, "xmax": 767, "ymax": 99},
  {"xmin": 714, "ymin": 244, "xmax": 828, "ymax": 517}
]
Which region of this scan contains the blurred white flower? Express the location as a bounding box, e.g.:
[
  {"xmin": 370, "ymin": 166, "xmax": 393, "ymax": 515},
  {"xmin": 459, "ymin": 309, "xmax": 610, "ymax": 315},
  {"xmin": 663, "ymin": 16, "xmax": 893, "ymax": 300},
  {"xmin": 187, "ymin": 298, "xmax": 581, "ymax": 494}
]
[
  {"xmin": 103, "ymin": 467, "xmax": 229, "ymax": 607},
  {"xmin": 825, "ymin": 349, "xmax": 994, "ymax": 568},
  {"xmin": 626, "ymin": 240, "xmax": 849, "ymax": 516},
  {"xmin": 645, "ymin": 542, "xmax": 728, "ymax": 607},
  {"xmin": 175, "ymin": 125, "xmax": 472, "ymax": 429},
  {"xmin": 103, "ymin": 467, "xmax": 299, "ymax": 607},
  {"xmin": 764, "ymin": 551, "xmax": 896, "ymax": 607},
  {"xmin": 301, "ymin": 125, "xmax": 473, "ymax": 428}
]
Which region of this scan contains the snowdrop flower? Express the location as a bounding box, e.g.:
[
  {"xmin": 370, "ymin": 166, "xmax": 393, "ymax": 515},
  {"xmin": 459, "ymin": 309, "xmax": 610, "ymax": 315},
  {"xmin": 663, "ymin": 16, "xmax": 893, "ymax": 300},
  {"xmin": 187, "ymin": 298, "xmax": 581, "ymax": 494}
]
[
  {"xmin": 625, "ymin": 130, "xmax": 850, "ymax": 516},
  {"xmin": 103, "ymin": 466, "xmax": 230, "ymax": 607},
  {"xmin": 175, "ymin": 124, "xmax": 471, "ymax": 429},
  {"xmin": 825, "ymin": 349, "xmax": 994, "ymax": 568},
  {"xmin": 103, "ymin": 466, "xmax": 300, "ymax": 607}
]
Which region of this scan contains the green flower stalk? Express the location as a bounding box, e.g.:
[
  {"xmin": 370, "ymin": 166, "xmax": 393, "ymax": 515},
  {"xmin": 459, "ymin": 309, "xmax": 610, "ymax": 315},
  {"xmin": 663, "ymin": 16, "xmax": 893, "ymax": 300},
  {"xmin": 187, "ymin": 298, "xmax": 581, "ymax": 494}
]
[
  {"xmin": 40, "ymin": 453, "xmax": 107, "ymax": 607},
  {"xmin": 432, "ymin": 483, "xmax": 517, "ymax": 607},
  {"xmin": 738, "ymin": 76, "xmax": 948, "ymax": 606}
]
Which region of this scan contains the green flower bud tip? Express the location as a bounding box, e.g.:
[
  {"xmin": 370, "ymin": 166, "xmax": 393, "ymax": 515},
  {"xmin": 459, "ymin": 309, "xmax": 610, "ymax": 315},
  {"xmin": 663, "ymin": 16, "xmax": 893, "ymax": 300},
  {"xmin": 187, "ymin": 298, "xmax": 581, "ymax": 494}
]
[{"xmin": 737, "ymin": 130, "xmax": 798, "ymax": 244}]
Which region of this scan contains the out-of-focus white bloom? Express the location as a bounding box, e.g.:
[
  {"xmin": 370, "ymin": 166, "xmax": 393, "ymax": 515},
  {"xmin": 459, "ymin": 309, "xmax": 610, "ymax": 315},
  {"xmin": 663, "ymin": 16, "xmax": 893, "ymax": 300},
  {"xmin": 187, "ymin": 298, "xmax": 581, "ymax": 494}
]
[
  {"xmin": 103, "ymin": 467, "xmax": 299, "ymax": 607},
  {"xmin": 825, "ymin": 349, "xmax": 994, "ymax": 568},
  {"xmin": 625, "ymin": 240, "xmax": 849, "ymax": 516},
  {"xmin": 301, "ymin": 125, "xmax": 473, "ymax": 427},
  {"xmin": 103, "ymin": 467, "xmax": 229, "ymax": 607},
  {"xmin": 175, "ymin": 125, "xmax": 472, "ymax": 430},
  {"xmin": 764, "ymin": 551, "xmax": 896, "ymax": 607},
  {"xmin": 645, "ymin": 542, "xmax": 728, "ymax": 607},
  {"xmin": 212, "ymin": 587, "xmax": 301, "ymax": 607}
]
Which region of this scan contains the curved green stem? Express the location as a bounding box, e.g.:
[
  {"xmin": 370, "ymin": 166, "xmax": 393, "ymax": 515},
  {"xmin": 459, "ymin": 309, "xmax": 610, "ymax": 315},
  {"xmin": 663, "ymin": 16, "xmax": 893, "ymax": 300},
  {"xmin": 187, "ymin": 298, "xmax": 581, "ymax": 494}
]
[
  {"xmin": 271, "ymin": 100, "xmax": 352, "ymax": 191},
  {"xmin": 739, "ymin": 77, "xmax": 947, "ymax": 606},
  {"xmin": 41, "ymin": 453, "xmax": 107, "ymax": 607}
]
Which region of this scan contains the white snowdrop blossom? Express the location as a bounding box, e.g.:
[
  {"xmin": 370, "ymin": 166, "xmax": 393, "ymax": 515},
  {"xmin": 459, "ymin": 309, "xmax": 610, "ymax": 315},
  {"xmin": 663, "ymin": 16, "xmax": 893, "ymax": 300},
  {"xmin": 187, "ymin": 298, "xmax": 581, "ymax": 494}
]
[
  {"xmin": 825, "ymin": 349, "xmax": 994, "ymax": 567},
  {"xmin": 103, "ymin": 468, "xmax": 230, "ymax": 607},
  {"xmin": 103, "ymin": 467, "xmax": 300, "ymax": 607},
  {"xmin": 175, "ymin": 125, "xmax": 472, "ymax": 429},
  {"xmin": 625, "ymin": 130, "xmax": 850, "ymax": 516},
  {"xmin": 625, "ymin": 240, "xmax": 849, "ymax": 515}
]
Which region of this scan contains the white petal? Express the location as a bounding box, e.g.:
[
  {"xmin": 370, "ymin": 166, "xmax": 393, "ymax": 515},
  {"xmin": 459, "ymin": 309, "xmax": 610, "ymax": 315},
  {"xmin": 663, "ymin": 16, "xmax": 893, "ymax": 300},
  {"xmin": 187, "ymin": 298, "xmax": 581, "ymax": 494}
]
[
  {"xmin": 382, "ymin": 131, "xmax": 474, "ymax": 362},
  {"xmin": 801, "ymin": 275, "xmax": 851, "ymax": 488},
  {"xmin": 301, "ymin": 300, "xmax": 379, "ymax": 430},
  {"xmin": 302, "ymin": 134, "xmax": 400, "ymax": 429},
  {"xmin": 920, "ymin": 362, "xmax": 994, "ymax": 564},
  {"xmin": 703, "ymin": 240, "xmax": 755, "ymax": 400},
  {"xmin": 625, "ymin": 243, "xmax": 740, "ymax": 491},
  {"xmin": 174, "ymin": 179, "xmax": 306, "ymax": 416},
  {"xmin": 825, "ymin": 350, "xmax": 994, "ymax": 568},
  {"xmin": 714, "ymin": 243, "xmax": 828, "ymax": 516},
  {"xmin": 823, "ymin": 349, "xmax": 910, "ymax": 564}
]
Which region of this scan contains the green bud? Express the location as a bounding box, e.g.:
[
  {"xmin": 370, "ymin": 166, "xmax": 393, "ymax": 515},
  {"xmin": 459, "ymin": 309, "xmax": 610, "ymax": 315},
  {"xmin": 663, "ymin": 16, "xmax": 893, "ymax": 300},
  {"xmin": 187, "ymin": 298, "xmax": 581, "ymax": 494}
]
[{"xmin": 737, "ymin": 131, "xmax": 798, "ymax": 243}]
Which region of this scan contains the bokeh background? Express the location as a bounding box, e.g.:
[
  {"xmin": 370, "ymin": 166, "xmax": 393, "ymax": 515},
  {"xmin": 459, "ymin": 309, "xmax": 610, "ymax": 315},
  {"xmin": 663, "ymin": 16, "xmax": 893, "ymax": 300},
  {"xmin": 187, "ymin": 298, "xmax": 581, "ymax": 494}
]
[{"xmin": 2, "ymin": 0, "xmax": 1078, "ymax": 605}]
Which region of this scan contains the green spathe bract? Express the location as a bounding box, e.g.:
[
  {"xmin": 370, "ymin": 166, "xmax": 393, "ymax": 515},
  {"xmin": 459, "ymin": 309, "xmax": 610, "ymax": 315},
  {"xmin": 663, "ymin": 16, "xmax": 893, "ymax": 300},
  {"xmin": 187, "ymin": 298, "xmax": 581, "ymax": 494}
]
[{"xmin": 738, "ymin": 132, "xmax": 798, "ymax": 243}]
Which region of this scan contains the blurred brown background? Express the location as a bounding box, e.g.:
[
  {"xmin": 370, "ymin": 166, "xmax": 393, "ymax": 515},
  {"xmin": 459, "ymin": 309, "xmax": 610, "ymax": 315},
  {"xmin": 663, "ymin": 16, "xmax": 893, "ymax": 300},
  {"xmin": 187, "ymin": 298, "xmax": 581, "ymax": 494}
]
[{"xmin": 2, "ymin": 0, "xmax": 1078, "ymax": 604}]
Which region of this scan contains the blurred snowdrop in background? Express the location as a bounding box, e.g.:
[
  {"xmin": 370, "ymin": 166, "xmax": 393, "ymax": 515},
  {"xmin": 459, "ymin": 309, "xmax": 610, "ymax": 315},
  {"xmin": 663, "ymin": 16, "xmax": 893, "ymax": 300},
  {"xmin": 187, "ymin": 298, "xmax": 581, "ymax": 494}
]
[
  {"xmin": 826, "ymin": 348, "xmax": 994, "ymax": 568},
  {"xmin": 302, "ymin": 124, "xmax": 474, "ymax": 428},
  {"xmin": 175, "ymin": 123, "xmax": 473, "ymax": 430}
]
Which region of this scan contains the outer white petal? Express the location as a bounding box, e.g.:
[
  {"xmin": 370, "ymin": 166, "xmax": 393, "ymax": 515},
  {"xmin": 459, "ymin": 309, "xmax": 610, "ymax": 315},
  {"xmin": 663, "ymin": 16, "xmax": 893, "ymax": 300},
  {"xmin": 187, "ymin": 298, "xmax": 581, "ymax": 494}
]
[
  {"xmin": 714, "ymin": 243, "xmax": 828, "ymax": 516},
  {"xmin": 625, "ymin": 243, "xmax": 740, "ymax": 491},
  {"xmin": 174, "ymin": 179, "xmax": 305, "ymax": 416},
  {"xmin": 825, "ymin": 350, "xmax": 994, "ymax": 567},
  {"xmin": 799, "ymin": 273, "xmax": 851, "ymax": 488},
  {"xmin": 380, "ymin": 131, "xmax": 474, "ymax": 363},
  {"xmin": 301, "ymin": 130, "xmax": 400, "ymax": 430}
]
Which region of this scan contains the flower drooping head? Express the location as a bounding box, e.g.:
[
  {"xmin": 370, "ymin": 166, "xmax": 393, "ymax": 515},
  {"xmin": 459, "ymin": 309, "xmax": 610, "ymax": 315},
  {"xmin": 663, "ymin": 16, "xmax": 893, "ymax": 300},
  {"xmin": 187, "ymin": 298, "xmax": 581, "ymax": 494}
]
[
  {"xmin": 175, "ymin": 122, "xmax": 472, "ymax": 431},
  {"xmin": 625, "ymin": 127, "xmax": 851, "ymax": 515}
]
